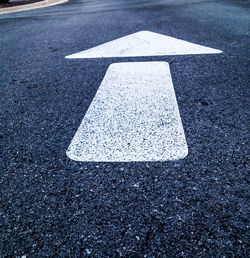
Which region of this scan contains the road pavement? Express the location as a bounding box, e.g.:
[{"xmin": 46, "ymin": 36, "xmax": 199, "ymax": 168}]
[{"xmin": 0, "ymin": 0, "xmax": 249, "ymax": 256}]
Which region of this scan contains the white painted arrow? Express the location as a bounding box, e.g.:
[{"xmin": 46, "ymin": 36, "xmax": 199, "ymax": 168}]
[{"xmin": 66, "ymin": 31, "xmax": 222, "ymax": 162}]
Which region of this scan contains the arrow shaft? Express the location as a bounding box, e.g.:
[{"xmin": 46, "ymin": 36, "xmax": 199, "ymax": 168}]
[{"xmin": 67, "ymin": 61, "xmax": 188, "ymax": 162}]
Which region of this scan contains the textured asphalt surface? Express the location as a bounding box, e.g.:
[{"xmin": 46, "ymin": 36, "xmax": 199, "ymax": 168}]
[{"xmin": 0, "ymin": 0, "xmax": 249, "ymax": 256}]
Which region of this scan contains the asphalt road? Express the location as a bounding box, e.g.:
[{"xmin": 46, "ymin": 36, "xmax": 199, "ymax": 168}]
[{"xmin": 0, "ymin": 0, "xmax": 249, "ymax": 256}]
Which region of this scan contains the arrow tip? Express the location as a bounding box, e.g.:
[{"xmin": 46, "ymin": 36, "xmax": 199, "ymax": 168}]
[{"xmin": 65, "ymin": 30, "xmax": 223, "ymax": 59}]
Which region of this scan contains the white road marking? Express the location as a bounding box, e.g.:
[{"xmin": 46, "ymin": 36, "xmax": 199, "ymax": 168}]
[
  {"xmin": 65, "ymin": 30, "xmax": 222, "ymax": 59},
  {"xmin": 67, "ymin": 62, "xmax": 188, "ymax": 162},
  {"xmin": 65, "ymin": 31, "xmax": 222, "ymax": 162}
]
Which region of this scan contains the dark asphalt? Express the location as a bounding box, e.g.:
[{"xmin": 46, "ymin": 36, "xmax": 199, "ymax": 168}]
[{"xmin": 0, "ymin": 0, "xmax": 249, "ymax": 256}]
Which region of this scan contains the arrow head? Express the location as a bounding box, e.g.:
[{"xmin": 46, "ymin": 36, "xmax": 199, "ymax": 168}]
[{"xmin": 65, "ymin": 30, "xmax": 222, "ymax": 59}]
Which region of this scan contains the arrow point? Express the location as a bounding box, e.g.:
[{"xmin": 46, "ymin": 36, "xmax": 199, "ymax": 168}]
[{"xmin": 65, "ymin": 30, "xmax": 222, "ymax": 59}]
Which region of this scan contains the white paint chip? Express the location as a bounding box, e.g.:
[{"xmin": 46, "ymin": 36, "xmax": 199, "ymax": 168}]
[
  {"xmin": 67, "ymin": 62, "xmax": 188, "ymax": 162},
  {"xmin": 65, "ymin": 30, "xmax": 222, "ymax": 59}
]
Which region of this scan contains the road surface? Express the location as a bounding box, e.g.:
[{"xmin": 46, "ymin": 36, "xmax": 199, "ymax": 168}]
[{"xmin": 0, "ymin": 0, "xmax": 249, "ymax": 256}]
